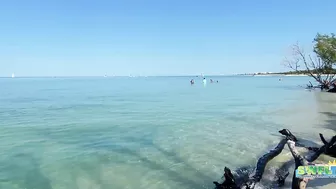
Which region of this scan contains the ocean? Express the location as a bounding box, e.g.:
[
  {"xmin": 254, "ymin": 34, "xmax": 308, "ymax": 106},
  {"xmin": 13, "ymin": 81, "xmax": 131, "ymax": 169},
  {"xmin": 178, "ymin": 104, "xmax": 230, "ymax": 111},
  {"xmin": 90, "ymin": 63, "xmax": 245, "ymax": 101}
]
[{"xmin": 0, "ymin": 76, "xmax": 336, "ymax": 189}]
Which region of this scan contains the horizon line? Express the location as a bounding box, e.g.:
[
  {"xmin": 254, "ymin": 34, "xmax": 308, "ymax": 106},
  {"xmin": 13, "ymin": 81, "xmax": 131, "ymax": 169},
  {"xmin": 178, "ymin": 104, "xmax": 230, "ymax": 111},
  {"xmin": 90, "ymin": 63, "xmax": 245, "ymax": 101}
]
[{"xmin": 0, "ymin": 74, "xmax": 236, "ymax": 78}]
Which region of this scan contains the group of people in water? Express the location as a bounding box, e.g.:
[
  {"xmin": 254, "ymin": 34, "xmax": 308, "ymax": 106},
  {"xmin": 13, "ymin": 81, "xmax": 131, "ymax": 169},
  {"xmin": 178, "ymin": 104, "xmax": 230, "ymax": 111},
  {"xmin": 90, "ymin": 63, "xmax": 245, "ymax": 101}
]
[{"xmin": 190, "ymin": 78, "xmax": 219, "ymax": 85}]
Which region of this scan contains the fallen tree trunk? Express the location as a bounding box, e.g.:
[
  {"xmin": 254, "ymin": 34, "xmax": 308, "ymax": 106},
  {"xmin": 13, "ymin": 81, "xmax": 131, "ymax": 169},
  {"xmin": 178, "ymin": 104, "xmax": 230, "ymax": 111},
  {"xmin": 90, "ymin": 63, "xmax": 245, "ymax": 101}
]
[
  {"xmin": 287, "ymin": 140, "xmax": 309, "ymax": 189},
  {"xmin": 213, "ymin": 129, "xmax": 336, "ymax": 189}
]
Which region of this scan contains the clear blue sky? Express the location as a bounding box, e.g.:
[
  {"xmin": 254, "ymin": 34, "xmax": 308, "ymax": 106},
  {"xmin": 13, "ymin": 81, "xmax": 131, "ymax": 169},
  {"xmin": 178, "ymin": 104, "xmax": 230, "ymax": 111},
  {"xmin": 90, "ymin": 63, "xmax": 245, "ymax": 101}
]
[{"xmin": 0, "ymin": 0, "xmax": 335, "ymax": 76}]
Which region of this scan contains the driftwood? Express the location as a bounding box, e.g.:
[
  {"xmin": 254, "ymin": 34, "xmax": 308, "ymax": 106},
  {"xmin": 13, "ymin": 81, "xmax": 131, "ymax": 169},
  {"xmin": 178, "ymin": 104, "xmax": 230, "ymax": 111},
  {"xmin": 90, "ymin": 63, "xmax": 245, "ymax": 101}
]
[
  {"xmin": 307, "ymin": 134, "xmax": 336, "ymax": 162},
  {"xmin": 213, "ymin": 167, "xmax": 238, "ymax": 189},
  {"xmin": 273, "ymin": 165, "xmax": 290, "ymax": 188},
  {"xmin": 213, "ymin": 129, "xmax": 336, "ymax": 189},
  {"xmin": 241, "ymin": 138, "xmax": 288, "ymax": 189},
  {"xmin": 327, "ymin": 87, "xmax": 336, "ymax": 93},
  {"xmin": 287, "ymin": 140, "xmax": 309, "ymax": 189}
]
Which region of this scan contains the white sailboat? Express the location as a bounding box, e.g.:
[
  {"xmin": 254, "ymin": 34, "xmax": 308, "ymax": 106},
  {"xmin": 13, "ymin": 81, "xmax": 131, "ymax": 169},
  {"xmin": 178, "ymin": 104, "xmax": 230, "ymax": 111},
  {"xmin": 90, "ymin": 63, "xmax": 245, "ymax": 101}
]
[{"xmin": 11, "ymin": 73, "xmax": 15, "ymax": 78}]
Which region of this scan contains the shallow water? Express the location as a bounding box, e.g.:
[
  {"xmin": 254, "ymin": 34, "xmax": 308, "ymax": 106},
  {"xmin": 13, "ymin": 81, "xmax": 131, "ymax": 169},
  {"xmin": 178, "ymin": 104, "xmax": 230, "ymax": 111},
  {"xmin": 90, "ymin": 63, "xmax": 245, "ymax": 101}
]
[{"xmin": 0, "ymin": 76, "xmax": 335, "ymax": 189}]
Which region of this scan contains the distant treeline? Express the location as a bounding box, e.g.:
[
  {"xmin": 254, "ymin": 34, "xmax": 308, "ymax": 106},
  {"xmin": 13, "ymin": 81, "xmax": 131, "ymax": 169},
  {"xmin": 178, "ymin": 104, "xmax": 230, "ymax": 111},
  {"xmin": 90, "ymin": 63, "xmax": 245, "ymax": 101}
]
[{"xmin": 274, "ymin": 69, "xmax": 336, "ymax": 75}]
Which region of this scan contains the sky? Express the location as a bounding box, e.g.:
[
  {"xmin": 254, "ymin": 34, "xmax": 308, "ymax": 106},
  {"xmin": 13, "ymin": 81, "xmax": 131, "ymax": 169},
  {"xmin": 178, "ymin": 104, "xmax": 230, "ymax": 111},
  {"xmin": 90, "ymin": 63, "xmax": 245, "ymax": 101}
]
[{"xmin": 0, "ymin": 0, "xmax": 335, "ymax": 76}]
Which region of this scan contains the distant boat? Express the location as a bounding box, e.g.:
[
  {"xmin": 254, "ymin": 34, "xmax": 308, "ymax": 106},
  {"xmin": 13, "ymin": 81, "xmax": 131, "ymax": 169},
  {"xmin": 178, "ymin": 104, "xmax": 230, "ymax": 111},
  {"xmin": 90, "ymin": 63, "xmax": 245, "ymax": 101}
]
[{"xmin": 11, "ymin": 73, "xmax": 15, "ymax": 78}]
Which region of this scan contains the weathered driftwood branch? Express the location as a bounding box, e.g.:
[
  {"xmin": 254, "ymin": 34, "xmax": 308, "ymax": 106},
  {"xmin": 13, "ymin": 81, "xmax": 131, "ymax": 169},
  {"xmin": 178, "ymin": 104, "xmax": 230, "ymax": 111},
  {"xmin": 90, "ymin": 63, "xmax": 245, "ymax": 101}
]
[
  {"xmin": 272, "ymin": 160, "xmax": 292, "ymax": 188},
  {"xmin": 277, "ymin": 129, "xmax": 336, "ymax": 161},
  {"xmin": 307, "ymin": 134, "xmax": 336, "ymax": 162},
  {"xmin": 320, "ymin": 133, "xmax": 328, "ymax": 145},
  {"xmin": 241, "ymin": 138, "xmax": 288, "ymax": 189},
  {"xmin": 214, "ymin": 129, "xmax": 336, "ymax": 189},
  {"xmin": 279, "ymin": 129, "xmax": 320, "ymax": 152},
  {"xmin": 319, "ymin": 134, "xmax": 336, "ymax": 157},
  {"xmin": 213, "ymin": 167, "xmax": 239, "ymax": 189},
  {"xmin": 279, "ymin": 130, "xmax": 336, "ymax": 164},
  {"xmin": 279, "ymin": 129, "xmax": 297, "ymax": 142},
  {"xmin": 275, "ymin": 171, "xmax": 290, "ymax": 188},
  {"xmin": 287, "ymin": 140, "xmax": 309, "ymax": 189},
  {"xmin": 214, "ymin": 138, "xmax": 288, "ymax": 189}
]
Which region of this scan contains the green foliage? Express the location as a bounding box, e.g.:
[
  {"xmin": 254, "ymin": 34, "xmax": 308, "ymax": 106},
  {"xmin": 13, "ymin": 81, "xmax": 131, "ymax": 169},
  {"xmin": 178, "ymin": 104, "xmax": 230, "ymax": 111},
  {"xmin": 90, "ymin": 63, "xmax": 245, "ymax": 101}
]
[
  {"xmin": 313, "ymin": 33, "xmax": 336, "ymax": 65},
  {"xmin": 284, "ymin": 33, "xmax": 336, "ymax": 86}
]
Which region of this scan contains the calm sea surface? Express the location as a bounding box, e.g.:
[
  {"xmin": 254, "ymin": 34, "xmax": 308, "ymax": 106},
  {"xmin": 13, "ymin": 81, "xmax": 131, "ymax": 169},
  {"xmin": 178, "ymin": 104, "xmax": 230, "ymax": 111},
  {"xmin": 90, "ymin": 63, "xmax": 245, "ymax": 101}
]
[{"xmin": 1, "ymin": 76, "xmax": 336, "ymax": 189}]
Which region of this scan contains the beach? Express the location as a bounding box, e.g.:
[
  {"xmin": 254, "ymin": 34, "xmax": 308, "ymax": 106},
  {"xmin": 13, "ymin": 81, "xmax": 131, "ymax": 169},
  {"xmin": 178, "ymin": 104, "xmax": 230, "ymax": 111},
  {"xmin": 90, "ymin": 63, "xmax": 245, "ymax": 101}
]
[{"xmin": 0, "ymin": 76, "xmax": 335, "ymax": 189}]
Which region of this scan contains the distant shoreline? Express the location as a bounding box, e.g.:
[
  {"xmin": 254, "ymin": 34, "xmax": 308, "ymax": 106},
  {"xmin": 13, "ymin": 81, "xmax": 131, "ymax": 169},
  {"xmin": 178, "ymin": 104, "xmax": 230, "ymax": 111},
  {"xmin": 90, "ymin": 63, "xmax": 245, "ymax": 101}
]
[
  {"xmin": 0, "ymin": 74, "xmax": 331, "ymax": 78},
  {"xmin": 238, "ymin": 74, "xmax": 332, "ymax": 77}
]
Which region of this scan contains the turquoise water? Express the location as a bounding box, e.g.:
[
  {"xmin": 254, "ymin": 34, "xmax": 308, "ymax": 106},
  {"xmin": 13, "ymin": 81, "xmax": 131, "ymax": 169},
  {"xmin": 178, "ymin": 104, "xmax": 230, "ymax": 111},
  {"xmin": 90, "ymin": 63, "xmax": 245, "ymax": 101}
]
[{"xmin": 1, "ymin": 76, "xmax": 336, "ymax": 189}]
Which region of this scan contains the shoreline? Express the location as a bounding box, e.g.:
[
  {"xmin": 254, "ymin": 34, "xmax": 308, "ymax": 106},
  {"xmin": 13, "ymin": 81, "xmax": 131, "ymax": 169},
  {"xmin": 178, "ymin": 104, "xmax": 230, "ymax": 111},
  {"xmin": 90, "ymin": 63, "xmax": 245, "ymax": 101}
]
[{"xmin": 242, "ymin": 74, "xmax": 333, "ymax": 77}]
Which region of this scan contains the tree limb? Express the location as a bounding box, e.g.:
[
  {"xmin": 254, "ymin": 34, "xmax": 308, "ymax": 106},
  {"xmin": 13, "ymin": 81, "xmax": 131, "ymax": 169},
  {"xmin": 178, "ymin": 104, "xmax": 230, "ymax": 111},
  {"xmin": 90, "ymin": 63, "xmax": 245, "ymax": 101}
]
[
  {"xmin": 289, "ymin": 43, "xmax": 328, "ymax": 86},
  {"xmin": 214, "ymin": 138, "xmax": 289, "ymax": 189},
  {"xmin": 319, "ymin": 133, "xmax": 328, "ymax": 145},
  {"xmin": 287, "ymin": 140, "xmax": 309, "ymax": 189},
  {"xmin": 273, "ymin": 161, "xmax": 291, "ymax": 188},
  {"xmin": 283, "ymin": 57, "xmax": 300, "ymax": 71},
  {"xmin": 214, "ymin": 167, "xmax": 239, "ymax": 189},
  {"xmin": 279, "ymin": 129, "xmax": 298, "ymax": 141},
  {"xmin": 241, "ymin": 138, "xmax": 288, "ymax": 189},
  {"xmin": 307, "ymin": 134, "xmax": 336, "ymax": 162}
]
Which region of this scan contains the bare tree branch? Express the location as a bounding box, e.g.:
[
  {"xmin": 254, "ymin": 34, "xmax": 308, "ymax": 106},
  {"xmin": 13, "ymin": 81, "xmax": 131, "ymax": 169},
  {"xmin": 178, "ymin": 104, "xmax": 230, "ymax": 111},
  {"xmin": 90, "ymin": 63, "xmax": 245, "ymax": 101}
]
[
  {"xmin": 291, "ymin": 44, "xmax": 327, "ymax": 85},
  {"xmin": 308, "ymin": 55, "xmax": 317, "ymax": 69},
  {"xmin": 284, "ymin": 41, "xmax": 336, "ymax": 89},
  {"xmin": 307, "ymin": 134, "xmax": 336, "ymax": 162},
  {"xmin": 283, "ymin": 57, "xmax": 300, "ymax": 71}
]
